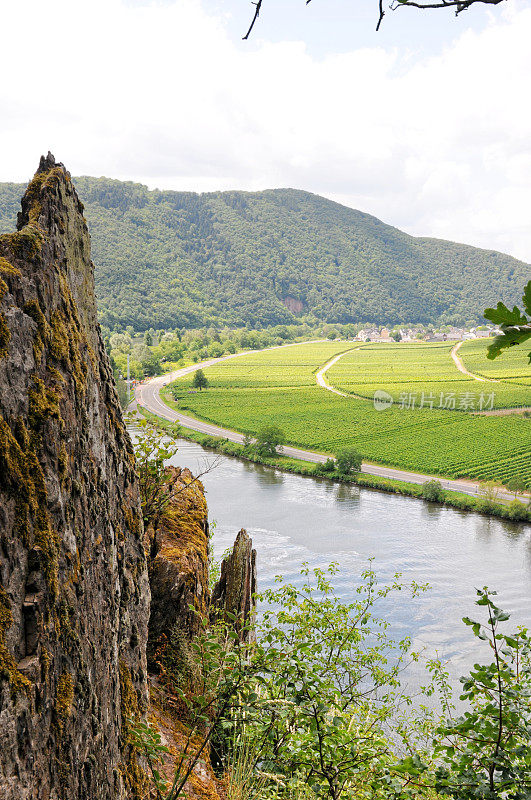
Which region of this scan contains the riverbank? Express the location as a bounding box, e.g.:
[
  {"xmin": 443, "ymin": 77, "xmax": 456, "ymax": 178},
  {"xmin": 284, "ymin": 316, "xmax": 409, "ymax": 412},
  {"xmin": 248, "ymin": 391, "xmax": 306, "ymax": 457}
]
[{"xmin": 138, "ymin": 408, "xmax": 530, "ymax": 525}]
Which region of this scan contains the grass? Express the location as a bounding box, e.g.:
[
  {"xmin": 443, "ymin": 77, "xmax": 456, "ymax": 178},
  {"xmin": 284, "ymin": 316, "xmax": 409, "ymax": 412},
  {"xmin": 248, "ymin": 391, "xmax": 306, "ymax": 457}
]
[{"xmin": 164, "ymin": 341, "xmax": 531, "ymax": 488}]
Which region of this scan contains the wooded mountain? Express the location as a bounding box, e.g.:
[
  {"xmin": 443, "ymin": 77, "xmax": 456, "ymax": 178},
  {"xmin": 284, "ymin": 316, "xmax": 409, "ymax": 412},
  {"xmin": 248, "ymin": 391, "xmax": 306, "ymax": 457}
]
[{"xmin": 0, "ymin": 177, "xmax": 528, "ymax": 330}]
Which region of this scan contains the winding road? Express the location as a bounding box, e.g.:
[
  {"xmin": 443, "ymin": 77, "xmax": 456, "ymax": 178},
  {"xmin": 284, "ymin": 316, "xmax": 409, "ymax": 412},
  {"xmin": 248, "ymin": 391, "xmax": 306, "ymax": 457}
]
[
  {"xmin": 135, "ymin": 349, "xmax": 518, "ymax": 503},
  {"xmin": 450, "ymin": 340, "xmax": 497, "ymax": 382},
  {"xmin": 316, "ymin": 352, "xmax": 350, "ymax": 397}
]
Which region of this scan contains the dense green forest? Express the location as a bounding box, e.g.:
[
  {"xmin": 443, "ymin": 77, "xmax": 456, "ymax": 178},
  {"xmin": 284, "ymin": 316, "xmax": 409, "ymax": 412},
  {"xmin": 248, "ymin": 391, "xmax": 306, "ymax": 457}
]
[{"xmin": 0, "ymin": 178, "xmax": 528, "ymax": 330}]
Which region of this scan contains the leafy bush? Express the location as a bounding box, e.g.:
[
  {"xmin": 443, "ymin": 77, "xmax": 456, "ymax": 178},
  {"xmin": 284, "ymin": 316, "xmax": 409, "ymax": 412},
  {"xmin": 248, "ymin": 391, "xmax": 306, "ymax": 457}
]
[
  {"xmin": 335, "ymin": 448, "xmax": 362, "ymax": 476},
  {"xmin": 392, "ymin": 588, "xmax": 531, "ymax": 798},
  {"xmin": 221, "ymin": 565, "xmax": 429, "ymax": 800},
  {"xmin": 506, "ymin": 499, "xmax": 529, "ymax": 521},
  {"xmin": 255, "ymin": 425, "xmax": 285, "ymax": 457},
  {"xmin": 421, "ymin": 479, "xmax": 445, "ymax": 502},
  {"xmin": 313, "ymin": 457, "xmax": 336, "ymax": 476}
]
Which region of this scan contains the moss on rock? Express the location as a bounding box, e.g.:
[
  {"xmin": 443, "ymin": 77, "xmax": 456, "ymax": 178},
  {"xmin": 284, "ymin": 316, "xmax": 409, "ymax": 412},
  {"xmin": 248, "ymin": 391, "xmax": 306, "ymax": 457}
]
[
  {"xmin": 28, "ymin": 377, "xmax": 62, "ymax": 431},
  {"xmin": 24, "ymin": 299, "xmax": 50, "ymax": 363},
  {"xmin": 119, "ymin": 660, "xmax": 148, "ymax": 799},
  {"xmin": 0, "ymin": 413, "xmax": 60, "ymax": 599},
  {"xmin": 0, "ymin": 226, "xmax": 43, "ymax": 262},
  {"xmin": 54, "ymin": 671, "xmax": 74, "ymax": 733},
  {"xmin": 0, "ymin": 588, "xmax": 31, "ymax": 697},
  {"xmin": 0, "ymin": 313, "xmax": 10, "ymax": 359}
]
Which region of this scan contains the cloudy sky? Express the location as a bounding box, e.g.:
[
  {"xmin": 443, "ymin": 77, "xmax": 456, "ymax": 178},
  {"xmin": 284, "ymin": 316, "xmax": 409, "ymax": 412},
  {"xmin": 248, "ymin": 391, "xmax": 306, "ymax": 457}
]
[{"xmin": 2, "ymin": 0, "xmax": 531, "ymax": 262}]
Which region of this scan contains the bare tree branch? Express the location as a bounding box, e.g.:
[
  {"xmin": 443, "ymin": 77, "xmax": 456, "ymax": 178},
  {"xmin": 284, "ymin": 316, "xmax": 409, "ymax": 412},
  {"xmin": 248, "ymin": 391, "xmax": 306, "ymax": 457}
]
[
  {"xmin": 243, "ymin": 0, "xmax": 264, "ymax": 40},
  {"xmin": 244, "ymin": 0, "xmax": 506, "ymax": 39},
  {"xmin": 377, "ymin": 0, "xmax": 386, "ymax": 31},
  {"xmin": 390, "ymin": 0, "xmax": 504, "ymax": 13}
]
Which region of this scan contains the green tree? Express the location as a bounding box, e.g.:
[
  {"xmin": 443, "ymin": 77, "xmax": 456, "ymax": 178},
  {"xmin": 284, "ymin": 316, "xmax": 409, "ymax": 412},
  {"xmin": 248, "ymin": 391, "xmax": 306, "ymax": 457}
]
[
  {"xmin": 109, "ymin": 331, "xmax": 132, "ymax": 354},
  {"xmin": 224, "ymin": 565, "xmax": 430, "ymax": 800},
  {"xmin": 505, "ymin": 476, "xmax": 528, "ymax": 498},
  {"xmin": 255, "ymin": 425, "xmax": 285, "ymax": 456},
  {"xmin": 421, "ymin": 479, "xmax": 445, "ymax": 502},
  {"xmin": 141, "ymin": 352, "xmax": 163, "ymax": 377},
  {"xmin": 209, "ymin": 342, "xmax": 224, "ymax": 358},
  {"xmin": 477, "ymin": 480, "xmax": 500, "ymax": 512},
  {"xmin": 131, "ymin": 418, "xmax": 214, "ymax": 533},
  {"xmin": 192, "ymin": 369, "xmax": 209, "ymax": 391},
  {"xmin": 336, "ymin": 448, "xmax": 362, "ymax": 476}
]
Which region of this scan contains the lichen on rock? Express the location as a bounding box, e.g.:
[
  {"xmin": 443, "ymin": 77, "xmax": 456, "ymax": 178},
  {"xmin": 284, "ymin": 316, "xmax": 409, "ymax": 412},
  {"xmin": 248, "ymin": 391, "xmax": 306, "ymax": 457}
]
[
  {"xmin": 0, "ymin": 153, "xmax": 150, "ymax": 800},
  {"xmin": 147, "ymin": 466, "xmax": 210, "ymax": 674}
]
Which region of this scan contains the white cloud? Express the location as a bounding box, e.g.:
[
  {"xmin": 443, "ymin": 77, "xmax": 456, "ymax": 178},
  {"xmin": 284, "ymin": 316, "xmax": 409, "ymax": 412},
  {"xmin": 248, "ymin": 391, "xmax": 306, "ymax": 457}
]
[{"xmin": 1, "ymin": 0, "xmax": 531, "ymax": 263}]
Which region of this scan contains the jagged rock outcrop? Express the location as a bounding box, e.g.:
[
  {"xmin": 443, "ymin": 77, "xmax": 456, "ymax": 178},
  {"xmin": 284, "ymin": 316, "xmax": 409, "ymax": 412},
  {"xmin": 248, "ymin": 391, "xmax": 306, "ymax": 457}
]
[
  {"xmin": 0, "ymin": 154, "xmax": 150, "ymax": 799},
  {"xmin": 211, "ymin": 529, "xmax": 256, "ymax": 643},
  {"xmin": 146, "ymin": 475, "xmax": 257, "ymax": 800},
  {"xmin": 145, "ymin": 466, "xmax": 221, "ymax": 800},
  {"xmin": 147, "ymin": 466, "xmax": 209, "ymax": 669}
]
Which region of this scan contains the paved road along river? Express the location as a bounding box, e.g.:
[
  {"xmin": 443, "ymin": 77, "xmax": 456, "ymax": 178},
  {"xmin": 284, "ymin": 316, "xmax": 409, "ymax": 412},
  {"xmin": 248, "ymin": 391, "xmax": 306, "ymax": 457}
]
[{"xmin": 136, "ymin": 358, "xmax": 517, "ymax": 502}]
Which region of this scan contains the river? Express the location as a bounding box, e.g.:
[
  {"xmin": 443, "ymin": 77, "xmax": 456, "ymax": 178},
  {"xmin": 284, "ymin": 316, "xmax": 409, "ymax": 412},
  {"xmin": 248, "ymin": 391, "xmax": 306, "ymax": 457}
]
[{"xmin": 162, "ymin": 436, "xmax": 530, "ymax": 692}]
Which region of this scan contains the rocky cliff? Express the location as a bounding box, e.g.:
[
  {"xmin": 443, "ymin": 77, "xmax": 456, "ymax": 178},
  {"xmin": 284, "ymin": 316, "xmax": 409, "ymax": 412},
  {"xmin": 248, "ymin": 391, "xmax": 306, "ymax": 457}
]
[
  {"xmin": 0, "ymin": 154, "xmax": 150, "ymax": 799},
  {"xmin": 145, "ymin": 466, "xmax": 256, "ymax": 800}
]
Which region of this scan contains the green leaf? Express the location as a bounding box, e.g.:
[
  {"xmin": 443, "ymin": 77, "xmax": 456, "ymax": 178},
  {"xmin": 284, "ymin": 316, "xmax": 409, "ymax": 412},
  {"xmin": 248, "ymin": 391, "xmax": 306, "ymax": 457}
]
[
  {"xmin": 523, "ymin": 279, "xmax": 531, "ymax": 316},
  {"xmin": 487, "ymin": 326, "xmax": 531, "ymax": 361},
  {"xmin": 484, "ymin": 301, "xmax": 528, "ymax": 327}
]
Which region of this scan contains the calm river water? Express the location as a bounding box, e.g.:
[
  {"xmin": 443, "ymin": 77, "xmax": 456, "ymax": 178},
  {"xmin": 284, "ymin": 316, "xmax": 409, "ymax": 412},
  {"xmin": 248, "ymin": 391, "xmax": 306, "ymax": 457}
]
[{"xmin": 164, "ymin": 436, "xmax": 530, "ymax": 690}]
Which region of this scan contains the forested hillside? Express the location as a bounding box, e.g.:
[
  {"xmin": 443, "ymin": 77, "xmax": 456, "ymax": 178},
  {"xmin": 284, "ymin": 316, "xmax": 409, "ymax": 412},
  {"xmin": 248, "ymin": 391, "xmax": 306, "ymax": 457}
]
[{"xmin": 0, "ymin": 177, "xmax": 528, "ymax": 329}]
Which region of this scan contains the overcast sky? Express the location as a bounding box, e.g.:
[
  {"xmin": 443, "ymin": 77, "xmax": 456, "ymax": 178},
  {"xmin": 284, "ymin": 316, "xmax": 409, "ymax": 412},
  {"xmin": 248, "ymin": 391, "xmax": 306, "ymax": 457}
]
[{"xmin": 2, "ymin": 0, "xmax": 531, "ymax": 263}]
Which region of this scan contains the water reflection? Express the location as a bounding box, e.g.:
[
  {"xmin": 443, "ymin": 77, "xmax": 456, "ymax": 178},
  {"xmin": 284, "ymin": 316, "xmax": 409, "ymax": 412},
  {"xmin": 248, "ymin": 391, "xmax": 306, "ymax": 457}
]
[
  {"xmin": 249, "ymin": 464, "xmax": 284, "ymax": 487},
  {"xmin": 334, "ymin": 483, "xmax": 360, "ymax": 505},
  {"xmin": 421, "ymin": 502, "xmax": 443, "ymax": 521},
  {"xmin": 499, "ymin": 519, "xmax": 528, "ymax": 538}
]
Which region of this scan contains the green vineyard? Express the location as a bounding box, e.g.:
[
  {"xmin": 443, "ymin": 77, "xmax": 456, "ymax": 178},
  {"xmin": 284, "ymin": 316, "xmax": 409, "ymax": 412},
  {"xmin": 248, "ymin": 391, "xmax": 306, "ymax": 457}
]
[
  {"xmin": 459, "ymin": 338, "xmax": 531, "ymax": 385},
  {"xmin": 327, "ymin": 340, "xmax": 530, "ymax": 409},
  {"xmin": 165, "ymin": 340, "xmax": 530, "ymax": 487}
]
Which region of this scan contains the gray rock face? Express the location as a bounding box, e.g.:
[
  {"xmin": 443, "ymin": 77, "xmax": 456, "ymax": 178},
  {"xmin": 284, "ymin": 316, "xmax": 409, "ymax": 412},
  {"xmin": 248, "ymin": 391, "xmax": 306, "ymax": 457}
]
[
  {"xmin": 0, "ymin": 156, "xmax": 150, "ymax": 799},
  {"xmin": 146, "ymin": 466, "xmax": 210, "ymax": 670},
  {"xmin": 211, "ymin": 529, "xmax": 256, "ymax": 642}
]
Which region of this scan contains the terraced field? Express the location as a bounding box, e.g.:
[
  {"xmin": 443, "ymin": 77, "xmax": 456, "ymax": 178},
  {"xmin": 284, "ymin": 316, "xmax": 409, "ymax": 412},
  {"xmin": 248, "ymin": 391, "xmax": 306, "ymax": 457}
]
[
  {"xmin": 327, "ymin": 340, "xmax": 530, "ymax": 409},
  {"xmin": 166, "ymin": 340, "xmax": 530, "ymax": 487},
  {"xmin": 184, "ymin": 341, "xmax": 354, "ymax": 388},
  {"xmin": 459, "ymin": 338, "xmax": 531, "ymax": 386}
]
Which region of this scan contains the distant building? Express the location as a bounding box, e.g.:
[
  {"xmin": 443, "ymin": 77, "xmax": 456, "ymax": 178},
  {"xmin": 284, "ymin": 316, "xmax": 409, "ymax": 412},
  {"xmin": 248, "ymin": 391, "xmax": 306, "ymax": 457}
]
[{"xmin": 448, "ymin": 327, "xmax": 466, "ymax": 339}]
